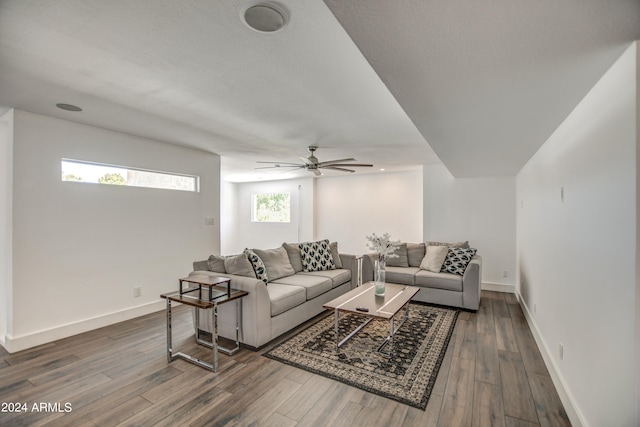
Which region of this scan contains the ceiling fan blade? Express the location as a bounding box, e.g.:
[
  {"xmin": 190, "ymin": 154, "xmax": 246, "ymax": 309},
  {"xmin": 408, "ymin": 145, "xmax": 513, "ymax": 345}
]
[
  {"xmin": 316, "ymin": 158, "xmax": 356, "ymax": 167},
  {"xmin": 256, "ymin": 161, "xmax": 302, "ymax": 165},
  {"xmin": 322, "ymin": 166, "xmax": 356, "ymax": 173},
  {"xmin": 327, "ymin": 163, "xmax": 373, "ymax": 167},
  {"xmin": 255, "ymin": 165, "xmax": 303, "ymax": 170},
  {"xmin": 300, "ymin": 156, "xmax": 315, "ymax": 165}
]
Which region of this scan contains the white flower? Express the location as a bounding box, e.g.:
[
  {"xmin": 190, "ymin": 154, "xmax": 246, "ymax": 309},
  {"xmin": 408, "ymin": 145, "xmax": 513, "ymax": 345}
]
[{"xmin": 365, "ymin": 233, "xmax": 401, "ymax": 261}]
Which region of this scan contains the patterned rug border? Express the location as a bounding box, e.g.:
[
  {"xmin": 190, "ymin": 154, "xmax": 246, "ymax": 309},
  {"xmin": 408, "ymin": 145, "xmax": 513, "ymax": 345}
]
[{"xmin": 264, "ymin": 302, "xmax": 459, "ymax": 410}]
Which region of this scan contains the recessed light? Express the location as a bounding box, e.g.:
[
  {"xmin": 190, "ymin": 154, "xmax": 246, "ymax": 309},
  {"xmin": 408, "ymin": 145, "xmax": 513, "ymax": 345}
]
[
  {"xmin": 56, "ymin": 103, "xmax": 83, "ymax": 112},
  {"xmin": 242, "ymin": 3, "xmax": 288, "ymax": 33},
  {"xmin": 379, "ymin": 168, "xmax": 385, "ymax": 171}
]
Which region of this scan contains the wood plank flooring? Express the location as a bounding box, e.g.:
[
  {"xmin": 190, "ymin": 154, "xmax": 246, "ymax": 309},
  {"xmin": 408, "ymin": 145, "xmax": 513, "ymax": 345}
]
[{"xmin": 0, "ymin": 291, "xmax": 571, "ymax": 426}]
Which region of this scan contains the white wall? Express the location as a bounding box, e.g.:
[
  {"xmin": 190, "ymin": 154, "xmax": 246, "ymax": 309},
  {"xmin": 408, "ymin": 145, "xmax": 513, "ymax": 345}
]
[
  {"xmin": 423, "ymin": 163, "xmax": 516, "ymax": 288},
  {"xmin": 315, "ymin": 170, "xmax": 423, "ymax": 255},
  {"xmin": 6, "ymin": 110, "xmax": 220, "ymax": 352},
  {"xmin": 636, "ymin": 40, "xmax": 640, "ymax": 427},
  {"xmin": 220, "ymin": 178, "xmax": 237, "ymax": 255},
  {"xmin": 223, "ymin": 177, "xmax": 314, "ymax": 254},
  {"xmin": 517, "ymin": 44, "xmax": 637, "ymax": 427},
  {"xmin": 0, "ymin": 109, "xmax": 13, "ymax": 347}
]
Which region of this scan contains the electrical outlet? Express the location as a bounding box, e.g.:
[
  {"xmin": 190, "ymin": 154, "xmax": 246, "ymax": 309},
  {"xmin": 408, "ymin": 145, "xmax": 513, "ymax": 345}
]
[
  {"xmin": 503, "ymin": 270, "xmax": 508, "ymax": 278},
  {"xmin": 204, "ymin": 217, "xmax": 215, "ymax": 226},
  {"xmin": 133, "ymin": 286, "xmax": 142, "ymax": 298},
  {"xmin": 559, "ymin": 344, "xmax": 564, "ymax": 360}
]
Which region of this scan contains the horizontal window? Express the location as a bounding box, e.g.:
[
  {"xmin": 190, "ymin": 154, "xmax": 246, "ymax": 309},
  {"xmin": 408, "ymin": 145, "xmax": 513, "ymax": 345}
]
[{"xmin": 61, "ymin": 159, "xmax": 199, "ymax": 192}]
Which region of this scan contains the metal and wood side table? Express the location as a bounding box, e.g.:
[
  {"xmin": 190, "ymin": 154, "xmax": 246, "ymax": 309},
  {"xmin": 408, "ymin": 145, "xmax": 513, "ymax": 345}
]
[{"xmin": 161, "ymin": 281, "xmax": 247, "ymax": 372}]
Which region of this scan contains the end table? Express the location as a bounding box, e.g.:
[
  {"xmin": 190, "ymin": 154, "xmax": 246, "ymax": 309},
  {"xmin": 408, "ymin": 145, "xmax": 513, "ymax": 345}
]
[{"xmin": 161, "ymin": 283, "xmax": 247, "ymax": 372}]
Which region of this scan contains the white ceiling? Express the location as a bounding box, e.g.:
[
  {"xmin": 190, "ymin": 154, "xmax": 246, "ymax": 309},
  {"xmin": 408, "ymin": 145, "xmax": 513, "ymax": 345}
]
[{"xmin": 0, "ymin": 1, "xmax": 638, "ymax": 181}]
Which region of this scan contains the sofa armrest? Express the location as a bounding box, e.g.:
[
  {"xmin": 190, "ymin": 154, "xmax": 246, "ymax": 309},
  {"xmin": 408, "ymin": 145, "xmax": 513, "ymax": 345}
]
[
  {"xmin": 361, "ymin": 253, "xmax": 377, "ymax": 283},
  {"xmin": 339, "ymin": 253, "xmax": 359, "ymax": 289},
  {"xmin": 462, "ymin": 255, "xmax": 482, "ymax": 310},
  {"xmin": 189, "ymin": 271, "xmax": 271, "ymax": 348},
  {"xmin": 193, "ymin": 259, "xmax": 209, "ymax": 271}
]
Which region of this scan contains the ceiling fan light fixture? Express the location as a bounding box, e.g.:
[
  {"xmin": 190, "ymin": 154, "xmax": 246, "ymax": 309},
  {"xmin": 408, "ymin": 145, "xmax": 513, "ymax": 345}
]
[{"xmin": 242, "ymin": 2, "xmax": 289, "ymax": 33}]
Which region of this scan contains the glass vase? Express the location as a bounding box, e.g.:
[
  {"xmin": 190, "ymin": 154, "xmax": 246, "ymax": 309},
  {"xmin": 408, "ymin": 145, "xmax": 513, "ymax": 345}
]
[{"xmin": 374, "ymin": 258, "xmax": 386, "ymax": 296}]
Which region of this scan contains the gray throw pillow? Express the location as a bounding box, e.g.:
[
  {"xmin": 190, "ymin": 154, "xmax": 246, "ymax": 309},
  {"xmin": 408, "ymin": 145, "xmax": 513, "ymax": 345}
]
[
  {"xmin": 386, "ymin": 243, "xmax": 409, "ymax": 267},
  {"xmin": 207, "ymin": 255, "xmax": 226, "ymax": 273},
  {"xmin": 330, "ymin": 241, "xmax": 343, "ymax": 269},
  {"xmin": 223, "ymin": 253, "xmax": 256, "ymax": 278},
  {"xmin": 282, "ymin": 242, "xmax": 303, "ymax": 272},
  {"xmin": 253, "ymin": 247, "xmax": 295, "ymax": 281},
  {"xmin": 420, "ymin": 245, "xmax": 449, "ymax": 273},
  {"xmin": 407, "ymin": 243, "xmax": 426, "ymax": 267}
]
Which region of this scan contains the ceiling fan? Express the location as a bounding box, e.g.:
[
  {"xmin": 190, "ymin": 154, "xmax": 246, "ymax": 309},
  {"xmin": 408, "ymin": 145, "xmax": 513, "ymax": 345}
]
[{"xmin": 256, "ymin": 146, "xmax": 373, "ymax": 176}]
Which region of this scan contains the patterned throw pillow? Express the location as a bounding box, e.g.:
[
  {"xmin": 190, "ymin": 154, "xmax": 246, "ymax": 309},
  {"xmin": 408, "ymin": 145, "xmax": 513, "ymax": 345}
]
[
  {"xmin": 441, "ymin": 247, "xmax": 477, "ymax": 276},
  {"xmin": 298, "ymin": 239, "xmax": 335, "ymax": 272},
  {"xmin": 244, "ymin": 249, "xmax": 269, "ymax": 285}
]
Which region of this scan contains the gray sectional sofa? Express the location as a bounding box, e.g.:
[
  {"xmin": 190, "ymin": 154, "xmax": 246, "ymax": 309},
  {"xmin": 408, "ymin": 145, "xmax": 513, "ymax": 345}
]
[
  {"xmin": 191, "ymin": 241, "xmax": 358, "ymax": 349},
  {"xmin": 362, "ymin": 242, "xmax": 482, "ymax": 310}
]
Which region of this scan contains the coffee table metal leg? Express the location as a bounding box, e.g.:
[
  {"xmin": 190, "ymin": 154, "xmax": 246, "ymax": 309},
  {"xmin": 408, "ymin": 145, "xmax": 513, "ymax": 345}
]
[
  {"xmin": 335, "ymin": 308, "xmax": 373, "ymax": 350},
  {"xmin": 377, "ymin": 301, "xmax": 412, "ymax": 358},
  {"xmin": 334, "ymin": 308, "xmax": 339, "ymax": 351}
]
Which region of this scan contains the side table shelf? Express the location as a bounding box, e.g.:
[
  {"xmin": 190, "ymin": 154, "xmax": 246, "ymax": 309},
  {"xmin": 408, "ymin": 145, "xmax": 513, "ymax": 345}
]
[{"xmin": 161, "ymin": 286, "xmax": 248, "ymax": 372}]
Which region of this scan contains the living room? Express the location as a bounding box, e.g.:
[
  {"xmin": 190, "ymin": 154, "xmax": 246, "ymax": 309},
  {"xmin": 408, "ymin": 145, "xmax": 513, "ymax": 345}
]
[{"xmin": 1, "ymin": 2, "xmax": 639, "ymax": 427}]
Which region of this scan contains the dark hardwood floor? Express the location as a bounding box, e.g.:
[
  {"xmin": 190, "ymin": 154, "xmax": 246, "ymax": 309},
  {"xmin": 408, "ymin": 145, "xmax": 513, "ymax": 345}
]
[{"xmin": 0, "ymin": 291, "xmax": 570, "ymax": 426}]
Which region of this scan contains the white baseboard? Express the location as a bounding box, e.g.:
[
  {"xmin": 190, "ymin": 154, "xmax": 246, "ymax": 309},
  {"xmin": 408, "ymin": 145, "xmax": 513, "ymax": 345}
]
[
  {"xmin": 481, "ymin": 281, "xmax": 515, "ymax": 293},
  {"xmin": 515, "ymin": 291, "xmax": 587, "ymax": 427},
  {"xmin": 2, "ymin": 300, "xmax": 166, "ymax": 353}
]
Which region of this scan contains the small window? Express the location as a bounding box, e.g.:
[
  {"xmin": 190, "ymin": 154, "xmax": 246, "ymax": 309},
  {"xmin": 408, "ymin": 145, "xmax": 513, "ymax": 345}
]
[
  {"xmin": 252, "ymin": 192, "xmax": 291, "ymax": 223},
  {"xmin": 61, "ymin": 159, "xmax": 199, "ymax": 192}
]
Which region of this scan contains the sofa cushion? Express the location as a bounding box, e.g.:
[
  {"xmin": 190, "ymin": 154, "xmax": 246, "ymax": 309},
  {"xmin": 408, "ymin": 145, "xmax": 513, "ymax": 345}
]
[
  {"xmin": 385, "ymin": 266, "xmax": 420, "ymax": 285},
  {"xmin": 253, "ymin": 247, "xmax": 295, "ymax": 281},
  {"xmin": 207, "ymin": 255, "xmax": 226, "ymax": 273},
  {"xmin": 441, "ymin": 247, "xmax": 477, "ymax": 276},
  {"xmin": 420, "ymin": 245, "xmax": 449, "ymax": 273},
  {"xmin": 244, "ymin": 249, "xmax": 268, "ymax": 284},
  {"xmin": 299, "ymin": 269, "xmax": 350, "ymax": 288},
  {"xmin": 224, "ymin": 253, "xmax": 256, "ymax": 278},
  {"xmin": 415, "ymin": 270, "xmax": 463, "ymax": 292},
  {"xmin": 267, "ymin": 283, "xmax": 307, "ymax": 316},
  {"xmin": 330, "ymin": 241, "xmax": 343, "ymax": 269},
  {"xmin": 299, "ymin": 239, "xmax": 335, "ymax": 272},
  {"xmin": 283, "ymin": 242, "xmax": 303, "ymax": 273},
  {"xmin": 407, "ymin": 243, "xmax": 426, "ymax": 267},
  {"xmin": 271, "ymin": 274, "xmax": 332, "ymax": 300},
  {"xmin": 386, "ymin": 243, "xmax": 409, "ymax": 267}
]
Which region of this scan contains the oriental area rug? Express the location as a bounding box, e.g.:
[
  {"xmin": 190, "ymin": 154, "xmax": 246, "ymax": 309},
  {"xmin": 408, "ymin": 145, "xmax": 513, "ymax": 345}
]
[{"xmin": 265, "ymin": 303, "xmax": 458, "ymax": 410}]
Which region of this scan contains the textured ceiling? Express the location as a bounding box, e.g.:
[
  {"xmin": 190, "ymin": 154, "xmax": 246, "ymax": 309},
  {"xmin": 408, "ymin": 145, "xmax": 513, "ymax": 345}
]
[{"xmin": 0, "ymin": 1, "xmax": 638, "ymax": 180}]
